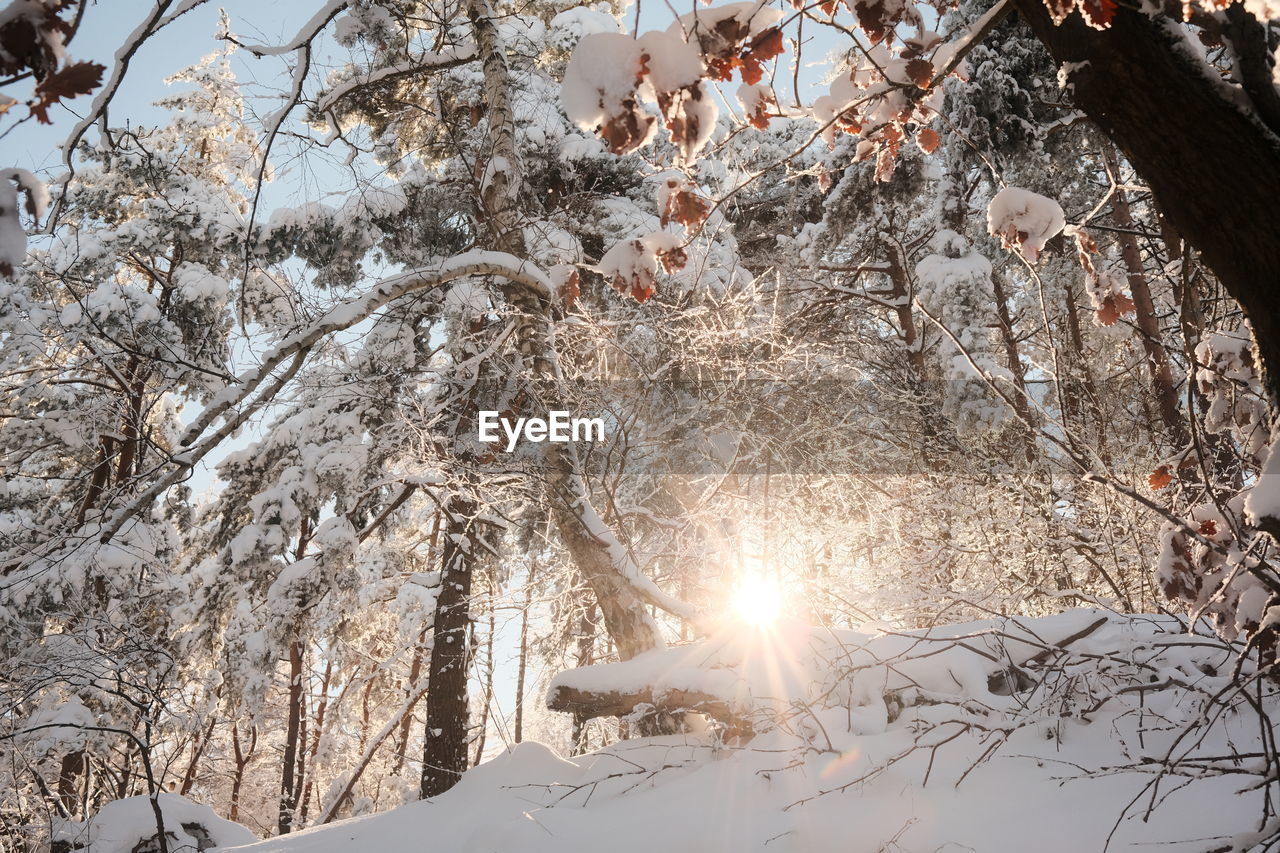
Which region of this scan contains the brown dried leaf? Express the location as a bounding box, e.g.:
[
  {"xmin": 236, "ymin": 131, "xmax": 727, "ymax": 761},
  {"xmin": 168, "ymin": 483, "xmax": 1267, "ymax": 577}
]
[
  {"xmin": 916, "ymin": 126, "xmax": 941, "ymax": 154},
  {"xmin": 661, "ymin": 186, "xmax": 710, "ymax": 229},
  {"xmin": 1148, "ymin": 465, "xmax": 1174, "ymax": 491},
  {"xmin": 1080, "ymin": 0, "xmax": 1117, "ymax": 28},
  {"xmin": 556, "ymin": 269, "xmax": 580, "ymax": 306},
  {"xmin": 740, "ymin": 27, "xmax": 784, "ymax": 86},
  {"xmin": 656, "ymin": 245, "xmax": 688, "ymax": 274},
  {"xmin": 1095, "ymin": 292, "xmax": 1136, "ymax": 326},
  {"xmin": 29, "ymin": 60, "xmax": 105, "ymax": 124},
  {"xmin": 600, "ymin": 100, "xmax": 656, "ymax": 155},
  {"xmin": 904, "ymin": 57, "xmax": 934, "ymax": 88}
]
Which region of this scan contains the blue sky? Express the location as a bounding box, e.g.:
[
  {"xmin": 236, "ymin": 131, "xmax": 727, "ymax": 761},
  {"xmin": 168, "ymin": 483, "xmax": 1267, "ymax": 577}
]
[{"xmin": 8, "ymin": 0, "xmax": 331, "ymax": 173}]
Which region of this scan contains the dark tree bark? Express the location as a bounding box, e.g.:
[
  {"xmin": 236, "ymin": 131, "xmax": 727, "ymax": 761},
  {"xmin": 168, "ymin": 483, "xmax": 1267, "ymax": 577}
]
[
  {"xmin": 229, "ymin": 723, "xmax": 256, "ymax": 824},
  {"xmin": 278, "ymin": 515, "xmax": 313, "ymax": 835},
  {"xmin": 1010, "ymin": 0, "xmax": 1280, "ymax": 414},
  {"xmin": 278, "ymin": 641, "xmax": 304, "ymax": 835},
  {"xmin": 420, "ymin": 495, "xmax": 477, "ymax": 798}
]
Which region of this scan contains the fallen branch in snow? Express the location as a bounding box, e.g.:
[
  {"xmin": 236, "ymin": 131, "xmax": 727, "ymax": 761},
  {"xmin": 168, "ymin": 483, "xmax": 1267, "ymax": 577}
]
[
  {"xmin": 546, "ymin": 683, "xmax": 750, "ymax": 736},
  {"xmin": 546, "ymin": 613, "xmax": 1122, "ymax": 739}
]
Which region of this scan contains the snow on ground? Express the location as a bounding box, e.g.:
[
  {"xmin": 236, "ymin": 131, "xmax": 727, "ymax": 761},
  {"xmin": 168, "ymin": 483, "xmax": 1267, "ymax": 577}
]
[
  {"xmin": 55, "ymin": 793, "xmax": 257, "ymax": 852},
  {"xmin": 82, "ymin": 611, "xmax": 1275, "ymax": 852}
]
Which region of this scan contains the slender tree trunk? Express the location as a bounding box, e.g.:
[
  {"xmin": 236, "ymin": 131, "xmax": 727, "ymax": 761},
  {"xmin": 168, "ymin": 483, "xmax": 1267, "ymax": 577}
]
[
  {"xmin": 178, "ymin": 713, "xmax": 217, "ymax": 796},
  {"xmin": 279, "ymin": 514, "xmax": 314, "ymax": 834},
  {"xmin": 990, "ymin": 268, "xmax": 1037, "ymax": 462},
  {"xmin": 298, "ymin": 656, "xmax": 333, "ymax": 826},
  {"xmin": 394, "ymin": 511, "xmax": 442, "ymax": 774},
  {"xmin": 570, "ymin": 601, "xmax": 598, "ymax": 755},
  {"xmin": 230, "ymin": 723, "xmax": 255, "ymax": 824},
  {"xmin": 57, "ymin": 751, "xmax": 84, "ymax": 817},
  {"xmin": 1101, "ymin": 142, "xmax": 1188, "ymax": 447},
  {"xmin": 393, "ymin": 625, "xmax": 430, "ymax": 774},
  {"xmin": 885, "ymin": 245, "xmax": 925, "ymax": 376},
  {"xmin": 278, "ymin": 641, "xmax": 304, "ymax": 835},
  {"xmin": 420, "ymin": 495, "xmax": 478, "ymax": 798},
  {"xmin": 472, "ymin": 575, "xmax": 497, "ymax": 766},
  {"xmin": 468, "ymin": 0, "xmax": 692, "ymax": 662},
  {"xmin": 513, "ymin": 559, "xmax": 537, "ymax": 744}
]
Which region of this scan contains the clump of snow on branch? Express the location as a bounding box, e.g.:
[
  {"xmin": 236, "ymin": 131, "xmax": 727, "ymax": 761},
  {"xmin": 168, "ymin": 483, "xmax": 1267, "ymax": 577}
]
[
  {"xmin": 986, "ymin": 186, "xmax": 1065, "ymax": 263},
  {"xmin": 561, "ymin": 3, "xmax": 784, "ymax": 162},
  {"xmin": 598, "ymin": 232, "xmax": 687, "ymax": 303},
  {"xmin": 0, "ymin": 168, "xmax": 48, "ymax": 277}
]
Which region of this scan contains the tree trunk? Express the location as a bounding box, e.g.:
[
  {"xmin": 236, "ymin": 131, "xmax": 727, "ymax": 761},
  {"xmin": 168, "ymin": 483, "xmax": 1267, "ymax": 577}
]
[
  {"xmin": 56, "ymin": 750, "xmax": 84, "ymax": 817},
  {"xmin": 178, "ymin": 713, "xmax": 217, "ymax": 796},
  {"xmin": 513, "ymin": 559, "xmax": 537, "ymax": 744},
  {"xmin": 278, "ymin": 515, "xmax": 313, "ymax": 835},
  {"xmin": 467, "ymin": 0, "xmax": 692, "ymax": 661},
  {"xmin": 297, "ymin": 656, "xmax": 332, "ymax": 826},
  {"xmin": 472, "ymin": 575, "xmax": 497, "ymax": 766},
  {"xmin": 1100, "ymin": 141, "xmax": 1188, "ymax": 448},
  {"xmin": 278, "ymin": 640, "xmax": 304, "ymax": 835},
  {"xmin": 420, "ymin": 495, "xmax": 477, "ymax": 798},
  {"xmin": 230, "ymin": 722, "xmax": 254, "ymax": 819}
]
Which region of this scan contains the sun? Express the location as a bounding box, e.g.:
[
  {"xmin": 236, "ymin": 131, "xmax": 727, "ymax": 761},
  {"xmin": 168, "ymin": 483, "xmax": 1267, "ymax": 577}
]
[{"xmin": 731, "ymin": 573, "xmax": 783, "ymax": 627}]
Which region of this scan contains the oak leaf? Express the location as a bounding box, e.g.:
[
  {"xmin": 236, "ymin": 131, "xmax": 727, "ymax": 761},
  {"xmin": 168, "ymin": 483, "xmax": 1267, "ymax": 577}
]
[
  {"xmin": 29, "ymin": 60, "xmax": 105, "ymax": 125},
  {"xmin": 1080, "ymin": 0, "xmax": 1117, "ymax": 28},
  {"xmin": 916, "ymin": 127, "xmax": 941, "ymax": 154},
  {"xmin": 1095, "ymin": 292, "xmax": 1136, "ymax": 326},
  {"xmin": 740, "ymin": 27, "xmax": 784, "ymax": 86},
  {"xmin": 904, "ymin": 57, "xmax": 933, "ymax": 88},
  {"xmin": 660, "ymin": 186, "xmax": 710, "ymax": 229}
]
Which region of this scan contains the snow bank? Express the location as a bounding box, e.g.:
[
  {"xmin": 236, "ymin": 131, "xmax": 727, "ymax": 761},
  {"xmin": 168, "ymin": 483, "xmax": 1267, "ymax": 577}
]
[
  {"xmin": 230, "ymin": 610, "xmax": 1266, "ymax": 852},
  {"xmin": 53, "ymin": 793, "xmax": 257, "ymax": 853}
]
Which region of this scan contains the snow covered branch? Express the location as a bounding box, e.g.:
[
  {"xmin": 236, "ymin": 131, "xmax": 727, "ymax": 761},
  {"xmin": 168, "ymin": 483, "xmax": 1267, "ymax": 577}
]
[{"xmin": 95, "ymin": 252, "xmax": 551, "ymax": 544}]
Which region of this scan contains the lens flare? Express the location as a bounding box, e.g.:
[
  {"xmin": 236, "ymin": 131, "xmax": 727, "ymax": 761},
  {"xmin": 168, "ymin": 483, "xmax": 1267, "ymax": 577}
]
[{"xmin": 731, "ymin": 573, "xmax": 782, "ymax": 627}]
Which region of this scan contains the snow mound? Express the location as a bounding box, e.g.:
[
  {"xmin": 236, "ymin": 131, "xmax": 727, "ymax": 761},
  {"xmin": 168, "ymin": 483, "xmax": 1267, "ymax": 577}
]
[
  {"xmin": 53, "ymin": 793, "xmax": 257, "ymax": 853},
  {"xmin": 229, "ymin": 610, "xmax": 1271, "ymax": 852}
]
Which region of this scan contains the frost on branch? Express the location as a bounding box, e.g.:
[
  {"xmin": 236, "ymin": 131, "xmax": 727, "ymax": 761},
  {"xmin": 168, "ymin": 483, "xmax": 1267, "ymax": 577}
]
[
  {"xmin": 1156, "ymin": 325, "xmax": 1278, "ymax": 642},
  {"xmin": 599, "ymin": 232, "xmax": 688, "ymax": 303},
  {"xmin": 1196, "ymin": 326, "xmax": 1270, "ymax": 460},
  {"xmin": 986, "ymin": 186, "xmax": 1065, "ymax": 264},
  {"xmin": 915, "ymin": 230, "xmax": 1012, "ymax": 433},
  {"xmin": 0, "ymin": 168, "xmax": 48, "ymax": 277},
  {"xmin": 809, "ymin": 39, "xmax": 945, "ymax": 178}
]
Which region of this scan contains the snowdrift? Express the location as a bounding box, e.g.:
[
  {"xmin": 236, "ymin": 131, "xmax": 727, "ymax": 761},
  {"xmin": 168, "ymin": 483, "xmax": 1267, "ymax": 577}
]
[{"xmin": 101, "ymin": 611, "xmax": 1280, "ymax": 852}]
